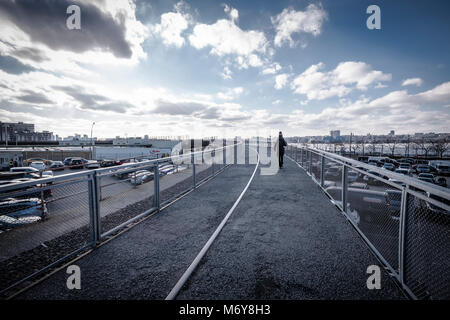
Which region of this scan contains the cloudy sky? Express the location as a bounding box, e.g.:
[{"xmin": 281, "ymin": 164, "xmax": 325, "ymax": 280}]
[{"xmin": 0, "ymin": 0, "xmax": 449, "ymax": 139}]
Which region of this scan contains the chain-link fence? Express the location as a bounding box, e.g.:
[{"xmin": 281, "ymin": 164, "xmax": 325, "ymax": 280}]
[
  {"xmin": 0, "ymin": 141, "xmax": 237, "ymax": 298},
  {"xmin": 290, "ymin": 146, "xmax": 450, "ymax": 300},
  {"xmin": 0, "ymin": 172, "xmax": 94, "ymax": 297}
]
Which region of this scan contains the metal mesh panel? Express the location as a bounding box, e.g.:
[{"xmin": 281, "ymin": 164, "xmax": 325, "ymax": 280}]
[
  {"xmin": 159, "ymin": 161, "xmax": 194, "ymax": 205},
  {"xmin": 98, "ymin": 163, "xmax": 157, "ymax": 235},
  {"xmin": 0, "ymin": 177, "xmax": 92, "ymax": 294},
  {"xmin": 322, "ymin": 158, "xmax": 343, "ymax": 208},
  {"xmin": 345, "ymin": 176, "xmax": 401, "ymax": 271},
  {"xmin": 311, "ymin": 152, "xmax": 321, "ymax": 182},
  {"xmin": 404, "ymin": 192, "xmax": 450, "ymax": 299}
]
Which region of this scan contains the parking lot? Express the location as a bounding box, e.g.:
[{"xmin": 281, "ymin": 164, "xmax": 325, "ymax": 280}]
[{"xmin": 0, "ymin": 162, "xmax": 214, "ymax": 261}]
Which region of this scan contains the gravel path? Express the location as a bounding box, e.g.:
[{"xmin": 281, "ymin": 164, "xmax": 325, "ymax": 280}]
[
  {"xmin": 0, "ymin": 165, "xmax": 219, "ymax": 297},
  {"xmin": 176, "ymin": 159, "xmax": 405, "ymax": 299},
  {"xmin": 17, "ymin": 164, "xmax": 255, "ymax": 299},
  {"xmin": 16, "ymin": 158, "xmax": 405, "ymax": 300}
]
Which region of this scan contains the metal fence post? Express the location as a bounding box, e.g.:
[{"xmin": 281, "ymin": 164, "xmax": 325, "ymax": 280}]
[
  {"xmin": 88, "ymin": 171, "xmax": 100, "ymax": 244},
  {"xmin": 295, "ymin": 147, "xmax": 298, "ymax": 162},
  {"xmin": 212, "ymin": 148, "xmax": 215, "ymax": 175},
  {"xmin": 192, "ymin": 152, "xmax": 196, "ymax": 188},
  {"xmin": 256, "ymin": 136, "xmax": 259, "ymax": 155},
  {"xmin": 320, "ymin": 155, "xmax": 325, "ymax": 187},
  {"xmin": 234, "ymin": 137, "xmax": 238, "ymax": 165},
  {"xmin": 153, "ymin": 162, "xmax": 160, "ymax": 210},
  {"xmin": 398, "ymin": 188, "xmax": 408, "ymax": 285},
  {"xmin": 309, "ymin": 150, "xmax": 312, "ymax": 175},
  {"xmin": 301, "ymin": 148, "xmax": 304, "ymax": 167},
  {"xmin": 223, "ymin": 138, "xmax": 226, "ymax": 168},
  {"xmin": 341, "ymin": 165, "xmax": 348, "ymax": 212}
]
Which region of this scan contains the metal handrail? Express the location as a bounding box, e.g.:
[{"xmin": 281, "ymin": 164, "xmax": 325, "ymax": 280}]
[
  {"xmin": 0, "ymin": 142, "xmax": 240, "ymax": 194},
  {"xmin": 299, "ymin": 146, "xmax": 450, "ymax": 200}
]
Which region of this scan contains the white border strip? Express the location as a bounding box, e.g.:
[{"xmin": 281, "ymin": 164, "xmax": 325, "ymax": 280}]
[{"xmin": 165, "ymin": 149, "xmax": 260, "ymax": 300}]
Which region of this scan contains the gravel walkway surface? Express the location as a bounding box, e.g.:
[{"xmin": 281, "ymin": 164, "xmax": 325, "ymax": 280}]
[
  {"xmin": 17, "ymin": 159, "xmax": 405, "ymax": 300},
  {"xmin": 17, "ymin": 164, "xmax": 255, "ymax": 299},
  {"xmin": 0, "ymin": 165, "xmax": 218, "ymax": 297},
  {"xmin": 176, "ymin": 159, "xmax": 405, "ymax": 299}
]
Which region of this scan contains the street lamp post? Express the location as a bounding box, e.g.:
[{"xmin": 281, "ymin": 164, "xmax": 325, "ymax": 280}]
[{"xmin": 90, "ymin": 122, "xmax": 95, "ymax": 159}]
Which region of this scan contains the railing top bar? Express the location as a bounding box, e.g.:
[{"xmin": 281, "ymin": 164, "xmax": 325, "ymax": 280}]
[
  {"xmin": 0, "ymin": 143, "xmax": 240, "ymax": 193},
  {"xmin": 297, "ymin": 146, "xmax": 450, "ymax": 199},
  {"xmin": 0, "ymin": 170, "xmax": 92, "ymax": 193}
]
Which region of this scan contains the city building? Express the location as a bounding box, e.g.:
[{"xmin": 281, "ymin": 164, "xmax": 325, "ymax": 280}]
[
  {"xmin": 330, "ymin": 130, "xmax": 341, "ymax": 139},
  {"xmin": 59, "ymin": 134, "xmax": 97, "ymax": 146},
  {"xmin": 0, "ymin": 121, "xmax": 54, "ymax": 144}
]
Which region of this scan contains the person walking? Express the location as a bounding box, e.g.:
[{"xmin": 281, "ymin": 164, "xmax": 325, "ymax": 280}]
[{"xmin": 278, "ymin": 131, "xmax": 287, "ymax": 168}]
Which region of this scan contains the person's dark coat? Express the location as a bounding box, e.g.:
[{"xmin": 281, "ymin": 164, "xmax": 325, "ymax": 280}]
[{"xmin": 278, "ymin": 136, "xmax": 287, "ymax": 155}]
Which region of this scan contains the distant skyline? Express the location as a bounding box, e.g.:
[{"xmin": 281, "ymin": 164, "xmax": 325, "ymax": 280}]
[{"xmin": 1, "ymin": 0, "xmax": 449, "ymax": 138}]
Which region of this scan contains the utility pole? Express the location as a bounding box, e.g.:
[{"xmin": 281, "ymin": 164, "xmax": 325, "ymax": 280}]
[{"xmin": 5, "ymin": 124, "xmax": 8, "ymax": 147}]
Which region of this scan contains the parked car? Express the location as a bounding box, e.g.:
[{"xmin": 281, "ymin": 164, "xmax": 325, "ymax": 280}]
[
  {"xmin": 435, "ymin": 164, "xmax": 450, "ymax": 176},
  {"xmin": 347, "ymin": 170, "xmax": 359, "ymax": 183},
  {"xmin": 10, "ymin": 167, "xmax": 39, "ymax": 174},
  {"xmin": 395, "ymin": 168, "xmax": 411, "ymax": 176},
  {"xmin": 100, "ymin": 160, "xmax": 120, "ymax": 167},
  {"xmin": 363, "ymin": 171, "xmax": 389, "ymax": 185},
  {"xmin": 398, "ymin": 158, "xmax": 415, "ymax": 165},
  {"xmin": 358, "ymin": 156, "xmax": 369, "ymax": 163},
  {"xmin": 325, "ymin": 187, "xmax": 392, "ymax": 224},
  {"xmin": 399, "ymin": 163, "xmax": 411, "ymax": 170},
  {"xmin": 23, "ymin": 158, "xmax": 49, "ymax": 166},
  {"xmin": 86, "ymin": 160, "xmax": 100, "ymax": 169},
  {"xmin": 0, "ymin": 197, "xmax": 47, "ymax": 230},
  {"xmin": 0, "ymin": 179, "xmax": 52, "ymax": 198},
  {"xmin": 128, "ymin": 170, "xmax": 154, "ymax": 185},
  {"xmin": 325, "ymin": 166, "xmax": 341, "ymax": 180},
  {"xmin": 30, "ymin": 161, "xmax": 46, "ymax": 171},
  {"xmin": 414, "ymin": 164, "xmax": 431, "ymax": 174},
  {"xmin": 48, "ymin": 161, "xmax": 65, "ymax": 171},
  {"xmin": 388, "ymin": 178, "xmax": 406, "ymax": 188},
  {"xmin": 10, "ymin": 167, "xmax": 52, "ymax": 178},
  {"xmin": 69, "ymin": 158, "xmax": 85, "ymax": 169},
  {"xmin": 63, "ymin": 157, "xmax": 74, "ymax": 166},
  {"xmin": 348, "ymin": 182, "xmax": 369, "ymax": 189},
  {"xmin": 385, "ymin": 189, "xmax": 402, "ymax": 219},
  {"xmin": 382, "ymin": 163, "xmax": 395, "ymax": 171},
  {"xmin": 418, "ymin": 177, "xmax": 435, "ymax": 184},
  {"xmin": 436, "ymin": 177, "xmax": 447, "ymax": 188},
  {"xmin": 418, "ymin": 173, "xmax": 435, "ymax": 179}
]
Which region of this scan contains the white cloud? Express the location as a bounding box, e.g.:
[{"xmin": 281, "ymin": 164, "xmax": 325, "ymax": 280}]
[
  {"xmin": 287, "ymin": 81, "xmax": 450, "ymax": 135},
  {"xmin": 272, "ymin": 4, "xmax": 327, "ymax": 48},
  {"xmin": 261, "ymin": 62, "xmax": 282, "ymax": 75},
  {"xmin": 402, "ymin": 77, "xmax": 423, "ymax": 87},
  {"xmin": 272, "ymin": 99, "xmax": 282, "ymax": 105},
  {"xmin": 223, "ymin": 4, "xmax": 239, "ymax": 23},
  {"xmin": 290, "ymin": 61, "xmax": 392, "ymax": 100},
  {"xmin": 188, "ymin": 7, "xmax": 268, "ymax": 69},
  {"xmin": 275, "ymin": 73, "xmax": 289, "ymax": 90},
  {"xmin": 220, "ymin": 66, "xmax": 233, "ymax": 80},
  {"xmin": 151, "ymin": 2, "xmax": 191, "ymax": 48},
  {"xmin": 217, "ymin": 87, "xmax": 244, "ymax": 100}
]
